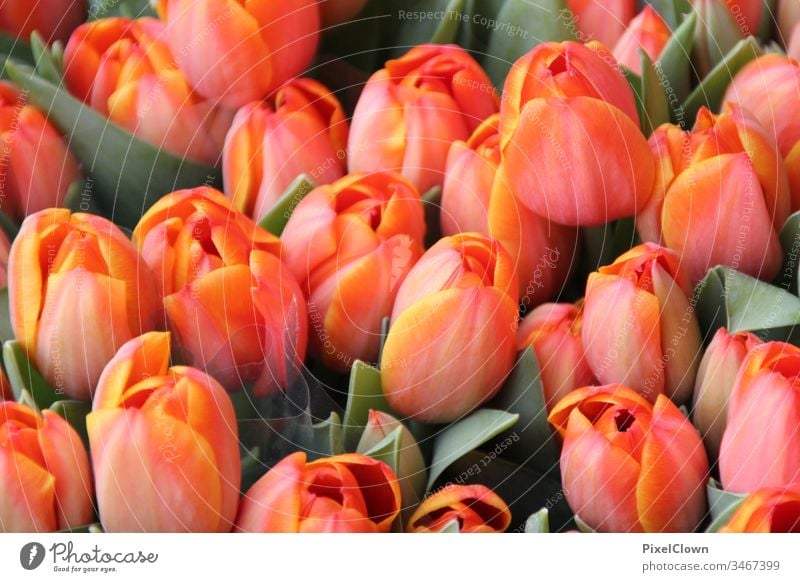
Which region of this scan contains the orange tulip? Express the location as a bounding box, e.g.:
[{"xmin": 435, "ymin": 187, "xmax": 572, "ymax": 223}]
[
  {"xmin": 63, "ymin": 17, "xmax": 233, "ymax": 166},
  {"xmin": 720, "ymin": 485, "xmax": 800, "ymax": 532},
  {"xmin": 380, "ymin": 233, "xmax": 519, "ymax": 424},
  {"xmin": 0, "ymin": 0, "xmax": 85, "ymax": 44},
  {"xmin": 612, "ymin": 6, "xmax": 672, "ymax": 75},
  {"xmin": 518, "ymin": 300, "xmax": 596, "ymax": 410},
  {"xmin": 0, "ymin": 82, "xmax": 81, "ymax": 220},
  {"xmin": 549, "ymin": 384, "xmax": 709, "ymax": 532},
  {"xmin": 499, "ymin": 41, "xmax": 654, "ymax": 226},
  {"xmin": 8, "ymin": 209, "xmax": 159, "ymax": 400},
  {"xmin": 0, "ymin": 401, "xmax": 94, "ymax": 532},
  {"xmin": 692, "ymin": 328, "xmax": 761, "ymax": 462},
  {"xmin": 638, "ymin": 106, "xmax": 790, "ymax": 284},
  {"xmin": 720, "ymin": 341, "xmax": 800, "ymax": 493},
  {"xmin": 154, "ymin": 0, "xmax": 320, "ymax": 108},
  {"xmin": 87, "ymin": 332, "xmax": 240, "ymax": 532},
  {"xmin": 320, "ymin": 0, "xmax": 368, "ymax": 26},
  {"xmin": 281, "ymin": 172, "xmax": 425, "ymax": 371},
  {"xmin": 407, "ymin": 485, "xmax": 512, "ymax": 533},
  {"xmin": 565, "ymin": 0, "xmax": 636, "ymax": 47},
  {"xmin": 235, "ymin": 452, "xmax": 401, "ymax": 532},
  {"xmin": 224, "ymin": 78, "xmax": 349, "ymax": 221},
  {"xmin": 348, "ymin": 44, "xmax": 499, "ymax": 193},
  {"xmin": 133, "ymin": 186, "xmax": 307, "ymax": 396},
  {"xmin": 582, "ymin": 243, "xmax": 701, "ymax": 404}
]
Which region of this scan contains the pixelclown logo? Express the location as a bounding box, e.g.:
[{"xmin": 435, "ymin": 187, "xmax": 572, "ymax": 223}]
[{"xmin": 20, "ymin": 542, "xmax": 45, "ymax": 570}]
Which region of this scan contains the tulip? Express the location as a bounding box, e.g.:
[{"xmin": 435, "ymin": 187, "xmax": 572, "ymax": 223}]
[
  {"xmin": 154, "ymin": 0, "xmax": 320, "ymax": 108},
  {"xmin": 779, "ymin": 0, "xmax": 800, "ymax": 48},
  {"xmin": 320, "ymin": 0, "xmax": 368, "ymax": 27},
  {"xmin": 0, "ymin": 0, "xmax": 85, "ymax": 44},
  {"xmin": 407, "ymin": 485, "xmax": 512, "ymax": 533},
  {"xmin": 8, "ymin": 209, "xmax": 159, "ymax": 400},
  {"xmin": 223, "ymin": 78, "xmax": 349, "ymax": 221},
  {"xmin": 638, "ymin": 106, "xmax": 790, "ymax": 284},
  {"xmin": 720, "ymin": 485, "xmax": 800, "ymax": 532},
  {"xmin": 281, "ymin": 172, "xmax": 425, "ymax": 371},
  {"xmin": 719, "ymin": 341, "xmax": 800, "ymax": 493},
  {"xmin": 692, "ymin": 328, "xmax": 761, "ymax": 462},
  {"xmin": 612, "ymin": 6, "xmax": 672, "ymax": 75},
  {"xmin": 565, "ymin": 1, "xmax": 636, "ymax": 47},
  {"xmin": 518, "ymin": 300, "xmax": 596, "ymax": 410},
  {"xmin": 87, "ymin": 332, "xmax": 240, "ymax": 532},
  {"xmin": 63, "ymin": 17, "xmax": 233, "ymax": 165},
  {"xmin": 549, "ymin": 384, "xmax": 709, "ymax": 532},
  {"xmin": 133, "ymin": 186, "xmax": 307, "ymax": 396},
  {"xmin": 720, "ymin": 0, "xmax": 767, "ymax": 36},
  {"xmin": 789, "ymin": 22, "xmax": 800, "ymax": 59},
  {"xmin": 348, "ymin": 44, "xmax": 499, "ymax": 193},
  {"xmin": 380, "ymin": 233, "xmax": 519, "ymax": 424},
  {"xmin": 582, "ymin": 243, "xmax": 701, "ymax": 404},
  {"xmin": 692, "ymin": 0, "xmax": 746, "ymax": 76},
  {"xmin": 236, "ymin": 452, "xmax": 401, "ymax": 532},
  {"xmin": 499, "ymin": 41, "xmax": 654, "ymax": 226},
  {"xmin": 0, "ymin": 82, "xmax": 81, "ymax": 220},
  {"xmin": 1, "ymin": 402, "xmax": 94, "ymax": 533}
]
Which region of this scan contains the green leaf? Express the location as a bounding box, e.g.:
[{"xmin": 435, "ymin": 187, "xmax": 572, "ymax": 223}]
[
  {"xmin": 6, "ymin": 63, "xmax": 221, "ymax": 230},
  {"xmin": 705, "ymin": 477, "xmax": 747, "ymax": 532},
  {"xmin": 0, "ymin": 288, "xmax": 13, "ymax": 344},
  {"xmin": 574, "ymin": 514, "xmax": 596, "ymax": 533},
  {"xmin": 310, "ymin": 411, "xmax": 345, "ymax": 458},
  {"xmin": 3, "ymin": 340, "xmax": 66, "ymax": 410},
  {"xmin": 361, "ymin": 426, "xmax": 403, "ymax": 473},
  {"xmin": 640, "ymin": 50, "xmax": 671, "ymax": 136},
  {"xmin": 0, "ymin": 209, "xmax": 18, "ymax": 240},
  {"xmin": 655, "ymin": 11, "xmax": 697, "ymax": 123},
  {"xmin": 392, "ymin": 0, "xmax": 465, "ymax": 53},
  {"xmin": 29, "ymin": 31, "xmax": 62, "ymax": 85},
  {"xmin": 778, "ymin": 210, "xmax": 800, "ymax": 295},
  {"xmin": 49, "ymin": 400, "xmax": 91, "ymax": 449},
  {"xmin": 426, "ymin": 409, "xmax": 519, "ymax": 490},
  {"xmin": 524, "ymin": 508, "xmax": 550, "ymax": 533},
  {"xmin": 88, "ymin": 0, "xmax": 155, "ymax": 18},
  {"xmin": 422, "ymin": 186, "xmax": 442, "ymax": 249},
  {"xmin": 342, "ymin": 360, "xmax": 392, "ymax": 450},
  {"xmin": 0, "ymin": 32, "xmax": 33, "ymax": 66},
  {"xmin": 257, "ymin": 174, "xmax": 316, "ymax": 236},
  {"xmin": 646, "ymin": 0, "xmax": 693, "ymax": 30},
  {"xmin": 64, "ymin": 178, "xmax": 103, "ymax": 215},
  {"xmin": 683, "ymin": 37, "xmax": 762, "ymax": 122}
]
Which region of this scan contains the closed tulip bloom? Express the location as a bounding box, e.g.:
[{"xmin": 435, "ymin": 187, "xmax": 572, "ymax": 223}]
[
  {"xmin": 692, "ymin": 328, "xmax": 761, "ymax": 462},
  {"xmin": 0, "ymin": 401, "xmax": 94, "ymax": 532},
  {"xmin": 381, "ymin": 233, "xmax": 519, "ymax": 424},
  {"xmin": 0, "ymin": 0, "xmax": 85, "ymax": 44},
  {"xmin": 236, "ymin": 452, "xmax": 401, "ymax": 532},
  {"xmin": 407, "ymin": 484, "xmax": 512, "ymax": 533},
  {"xmin": 518, "ymin": 301, "xmax": 596, "ymax": 410},
  {"xmin": 0, "ymin": 82, "xmax": 81, "ymax": 220},
  {"xmin": 63, "ymin": 17, "xmax": 234, "ymax": 165},
  {"xmin": 87, "ymin": 332, "xmax": 240, "ymax": 532},
  {"xmin": 9, "ymin": 209, "xmax": 159, "ymax": 400},
  {"xmin": 500, "ymin": 41, "xmax": 654, "ymax": 226},
  {"xmin": 566, "ymin": 0, "xmax": 636, "ymax": 47},
  {"xmin": 583, "ymin": 243, "xmax": 701, "ymax": 404},
  {"xmin": 720, "ymin": 485, "xmax": 800, "ymax": 532},
  {"xmin": 154, "ymin": 0, "xmax": 319, "ymax": 108},
  {"xmin": 348, "ymin": 44, "xmax": 499, "ymax": 193},
  {"xmin": 612, "ymin": 6, "xmax": 672, "ymax": 75},
  {"xmin": 134, "ymin": 187, "xmax": 307, "ymax": 396},
  {"xmin": 720, "ymin": 341, "xmax": 800, "ymax": 493},
  {"xmin": 282, "ymin": 172, "xmax": 424, "ymax": 371},
  {"xmin": 549, "ymin": 385, "xmax": 709, "ymax": 532},
  {"xmin": 224, "ymin": 78, "xmax": 348, "ymax": 221}
]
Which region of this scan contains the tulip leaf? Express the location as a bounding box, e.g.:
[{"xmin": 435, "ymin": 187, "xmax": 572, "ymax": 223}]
[
  {"xmin": 0, "ymin": 209, "xmax": 18, "ymax": 240},
  {"xmin": 655, "ymin": 11, "xmax": 697, "ymax": 123},
  {"xmin": 647, "ymin": 0, "xmax": 693, "ymax": 30},
  {"xmin": 640, "ymin": 50, "xmax": 671, "ymax": 137},
  {"xmin": 436, "ymin": 520, "xmax": 461, "ymax": 533},
  {"xmin": 0, "ymin": 33, "xmax": 33, "ymax": 66},
  {"xmin": 392, "ymin": 0, "xmax": 465, "ymax": 54},
  {"xmin": 64, "ymin": 178, "xmax": 103, "ymax": 215},
  {"xmin": 361, "ymin": 425, "xmax": 403, "ymax": 474},
  {"xmin": 6, "ymin": 62, "xmax": 221, "ymax": 230},
  {"xmin": 524, "ymin": 508, "xmax": 550, "ymax": 533},
  {"xmin": 778, "ymin": 210, "xmax": 800, "ymax": 295},
  {"xmin": 342, "ymin": 360, "xmax": 392, "ymax": 450},
  {"xmin": 49, "ymin": 400, "xmax": 91, "ymax": 450},
  {"xmin": 29, "ymin": 31, "xmax": 62, "ymax": 85},
  {"xmin": 683, "ymin": 37, "xmax": 763, "ymax": 123},
  {"xmin": 426, "ymin": 409, "xmax": 519, "ymax": 491},
  {"xmin": 705, "ymin": 477, "xmax": 747, "ymax": 532},
  {"xmin": 3, "ymin": 340, "xmax": 66, "ymax": 411},
  {"xmin": 573, "ymin": 514, "xmax": 596, "ymax": 533},
  {"xmin": 257, "ymin": 174, "xmax": 316, "ymax": 235},
  {"xmin": 0, "ymin": 288, "xmax": 13, "ymax": 344},
  {"xmin": 88, "ymin": 0, "xmax": 155, "ymax": 19},
  {"xmin": 310, "ymin": 411, "xmax": 345, "ymax": 458}
]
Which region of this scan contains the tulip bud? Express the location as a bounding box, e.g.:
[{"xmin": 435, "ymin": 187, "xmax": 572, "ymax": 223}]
[
  {"xmin": 692, "ymin": 328, "xmax": 762, "ymax": 462},
  {"xmin": 612, "ymin": 6, "xmax": 672, "ymax": 75},
  {"xmin": 0, "ymin": 0, "xmax": 85, "ymax": 44},
  {"xmin": 565, "ymin": 0, "xmax": 636, "ymax": 47},
  {"xmin": 320, "ymin": 0, "xmax": 368, "ymax": 26},
  {"xmin": 155, "ymin": 0, "xmax": 320, "ymax": 108},
  {"xmin": 224, "ymin": 78, "xmax": 349, "ymax": 222},
  {"xmin": 281, "ymin": 172, "xmax": 424, "ymax": 371},
  {"xmin": 549, "ymin": 384, "xmax": 709, "ymax": 532},
  {"xmin": 0, "ymin": 82, "xmax": 81, "ymax": 220},
  {"xmin": 583, "ymin": 243, "xmax": 702, "ymax": 403},
  {"xmin": 720, "ymin": 341, "xmax": 800, "ymax": 493},
  {"xmin": 499, "ymin": 41, "xmax": 654, "ymax": 226},
  {"xmin": 720, "ymin": 485, "xmax": 800, "ymax": 532},
  {"xmin": 0, "ymin": 401, "xmax": 94, "ymax": 532},
  {"xmin": 9, "ymin": 209, "xmax": 159, "ymax": 400},
  {"xmin": 63, "ymin": 17, "xmax": 233, "ymax": 165},
  {"xmin": 692, "ymin": 0, "xmax": 746, "ymax": 76},
  {"xmin": 87, "ymin": 332, "xmax": 240, "ymax": 532},
  {"xmin": 407, "ymin": 485, "xmax": 512, "ymax": 533},
  {"xmin": 381, "ymin": 233, "xmax": 519, "ymax": 424},
  {"xmin": 133, "ymin": 187, "xmax": 307, "ymax": 396},
  {"xmin": 518, "ymin": 300, "xmax": 596, "ymax": 410},
  {"xmin": 348, "ymin": 44, "xmax": 499, "ymax": 193},
  {"xmin": 236, "ymin": 452, "xmax": 401, "ymax": 532}
]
